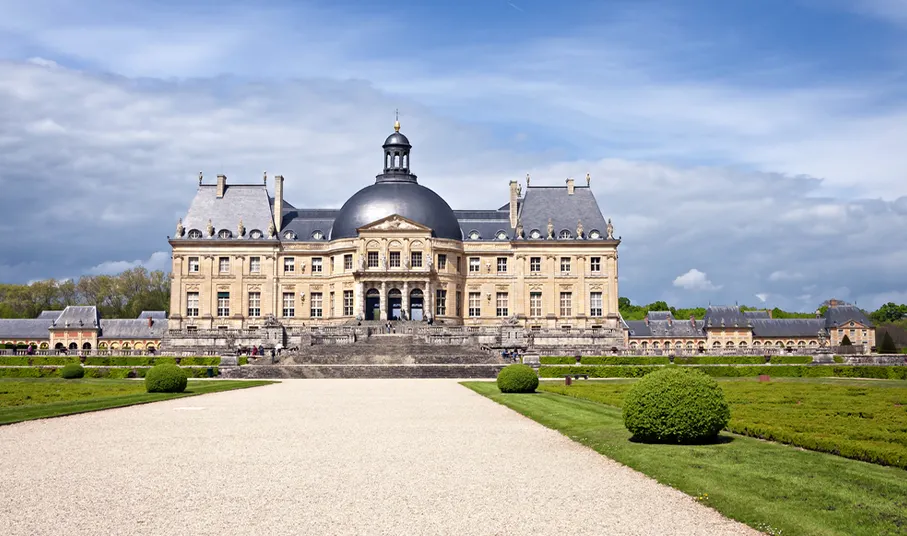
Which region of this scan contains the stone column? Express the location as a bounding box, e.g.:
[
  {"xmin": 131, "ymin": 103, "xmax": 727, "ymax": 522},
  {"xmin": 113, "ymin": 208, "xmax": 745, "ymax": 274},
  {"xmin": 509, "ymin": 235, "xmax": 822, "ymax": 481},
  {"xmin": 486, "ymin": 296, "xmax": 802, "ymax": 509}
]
[
  {"xmin": 379, "ymin": 281, "xmax": 387, "ymax": 321},
  {"xmin": 426, "ymin": 281, "xmax": 433, "ymax": 319},
  {"xmin": 402, "ymin": 281, "xmax": 409, "ymax": 319},
  {"xmin": 356, "ymin": 281, "xmax": 365, "ymax": 319}
]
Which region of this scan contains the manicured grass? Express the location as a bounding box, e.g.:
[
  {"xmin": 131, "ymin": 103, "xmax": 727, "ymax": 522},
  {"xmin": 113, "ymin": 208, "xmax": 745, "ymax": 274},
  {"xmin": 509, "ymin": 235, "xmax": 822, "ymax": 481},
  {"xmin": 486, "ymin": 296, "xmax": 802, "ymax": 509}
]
[
  {"xmin": 0, "ymin": 378, "xmax": 275, "ymax": 425},
  {"xmin": 464, "ymin": 381, "xmax": 907, "ymax": 536},
  {"xmin": 537, "ymin": 377, "xmax": 907, "ymax": 469}
]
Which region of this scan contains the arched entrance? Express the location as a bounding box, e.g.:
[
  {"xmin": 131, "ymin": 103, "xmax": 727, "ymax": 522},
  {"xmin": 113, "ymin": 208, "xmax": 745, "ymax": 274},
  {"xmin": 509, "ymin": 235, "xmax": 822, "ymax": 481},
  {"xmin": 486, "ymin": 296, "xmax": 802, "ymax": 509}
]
[
  {"xmin": 54, "ymin": 342, "xmax": 64, "ymax": 351},
  {"xmin": 409, "ymin": 289, "xmax": 424, "ymax": 321},
  {"xmin": 387, "ymin": 288, "xmax": 402, "ymax": 320},
  {"xmin": 365, "ymin": 288, "xmax": 380, "ymax": 320},
  {"xmin": 68, "ymin": 342, "xmax": 78, "ymax": 351},
  {"xmin": 82, "ymin": 342, "xmax": 92, "ymax": 350}
]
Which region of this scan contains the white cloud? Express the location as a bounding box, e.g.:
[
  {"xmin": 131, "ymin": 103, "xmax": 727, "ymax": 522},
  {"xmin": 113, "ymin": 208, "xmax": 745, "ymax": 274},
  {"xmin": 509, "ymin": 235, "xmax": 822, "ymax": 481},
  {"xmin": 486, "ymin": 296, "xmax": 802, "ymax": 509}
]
[
  {"xmin": 768, "ymin": 270, "xmax": 804, "ymax": 282},
  {"xmin": 673, "ymin": 269, "xmax": 722, "ymax": 291},
  {"xmin": 755, "ymin": 293, "xmax": 769, "ymax": 303},
  {"xmin": 88, "ymin": 251, "xmax": 170, "ymax": 275}
]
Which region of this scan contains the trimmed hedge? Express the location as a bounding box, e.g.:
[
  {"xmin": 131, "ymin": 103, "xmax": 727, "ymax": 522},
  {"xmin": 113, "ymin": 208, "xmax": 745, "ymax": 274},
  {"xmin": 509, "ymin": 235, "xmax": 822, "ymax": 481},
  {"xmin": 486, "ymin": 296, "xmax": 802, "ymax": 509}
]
[
  {"xmin": 769, "ymin": 355, "xmax": 813, "ymax": 365},
  {"xmin": 0, "ymin": 366, "xmax": 218, "ymax": 379},
  {"xmin": 623, "ymin": 368, "xmax": 730, "ymax": 443},
  {"xmin": 60, "ymin": 364, "xmax": 85, "ymax": 379},
  {"xmin": 539, "ymin": 365, "xmax": 907, "ymax": 380},
  {"xmin": 0, "ymin": 367, "xmax": 58, "ymax": 378},
  {"xmin": 540, "ymin": 356, "xmax": 576, "ymax": 365},
  {"xmin": 30, "ymin": 356, "xmax": 80, "ymax": 366},
  {"xmin": 145, "ymin": 364, "xmax": 188, "ymax": 393},
  {"xmin": 0, "ymin": 356, "xmax": 29, "ymax": 366},
  {"xmin": 497, "ymin": 364, "xmax": 539, "ymax": 393},
  {"xmin": 238, "ymin": 356, "xmax": 249, "ymax": 366},
  {"xmin": 583, "ymin": 356, "xmax": 670, "ymax": 365},
  {"xmin": 674, "ymin": 356, "xmax": 765, "ymax": 365}
]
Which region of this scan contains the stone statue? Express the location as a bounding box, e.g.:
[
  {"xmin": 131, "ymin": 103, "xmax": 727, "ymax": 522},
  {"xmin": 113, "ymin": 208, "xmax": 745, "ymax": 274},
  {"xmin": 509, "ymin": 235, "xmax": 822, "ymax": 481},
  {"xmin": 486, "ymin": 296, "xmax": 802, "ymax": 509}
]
[
  {"xmin": 175, "ymin": 218, "xmax": 184, "ymax": 238},
  {"xmin": 576, "ymin": 219, "xmax": 583, "ymax": 239},
  {"xmin": 381, "ymin": 255, "xmax": 388, "ymax": 270},
  {"xmin": 525, "ymin": 173, "xmax": 530, "ymax": 186},
  {"xmin": 427, "ymin": 256, "xmax": 433, "ymax": 270},
  {"xmin": 517, "ymin": 184, "xmax": 522, "ymax": 197},
  {"xmin": 586, "ymin": 173, "xmax": 591, "ymax": 187},
  {"xmin": 268, "ymin": 219, "xmax": 276, "ymax": 239},
  {"xmin": 237, "ymin": 219, "xmax": 245, "ymax": 238},
  {"xmin": 206, "ymin": 219, "xmax": 214, "ymax": 238},
  {"xmin": 515, "ymin": 220, "xmax": 523, "ymax": 239},
  {"xmin": 358, "ymin": 255, "xmax": 365, "ymax": 270},
  {"xmin": 263, "ymin": 170, "xmax": 267, "ymax": 185},
  {"xmin": 606, "ymin": 218, "xmax": 614, "ymax": 239},
  {"xmin": 403, "ymin": 258, "xmax": 410, "ymax": 269},
  {"xmin": 198, "ymin": 171, "xmax": 203, "ymax": 186},
  {"xmin": 547, "ymin": 218, "xmax": 554, "ymax": 239}
]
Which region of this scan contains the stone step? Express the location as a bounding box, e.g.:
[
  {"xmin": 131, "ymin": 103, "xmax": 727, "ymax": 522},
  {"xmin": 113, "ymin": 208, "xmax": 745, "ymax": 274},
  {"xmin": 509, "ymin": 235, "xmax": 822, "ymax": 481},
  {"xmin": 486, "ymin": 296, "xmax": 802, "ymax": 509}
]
[{"xmin": 220, "ymin": 364, "xmax": 506, "ymax": 379}]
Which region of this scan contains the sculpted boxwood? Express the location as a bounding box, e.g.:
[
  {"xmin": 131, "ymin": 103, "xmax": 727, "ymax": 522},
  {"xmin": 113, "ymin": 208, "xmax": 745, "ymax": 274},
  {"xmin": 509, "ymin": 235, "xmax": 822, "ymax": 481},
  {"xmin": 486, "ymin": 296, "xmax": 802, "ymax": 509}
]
[
  {"xmin": 623, "ymin": 367, "xmax": 730, "ymax": 443},
  {"xmin": 145, "ymin": 364, "xmax": 188, "ymax": 393},
  {"xmin": 60, "ymin": 363, "xmax": 85, "ymax": 379},
  {"xmin": 496, "ymin": 364, "xmax": 539, "ymax": 393}
]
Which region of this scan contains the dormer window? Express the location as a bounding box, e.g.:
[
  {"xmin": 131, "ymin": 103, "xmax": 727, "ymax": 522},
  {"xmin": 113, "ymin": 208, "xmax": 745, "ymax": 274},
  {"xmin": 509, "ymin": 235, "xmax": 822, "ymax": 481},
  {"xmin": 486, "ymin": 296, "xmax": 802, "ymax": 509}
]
[
  {"xmin": 468, "ymin": 230, "xmax": 480, "ymax": 240},
  {"xmin": 218, "ymin": 229, "xmax": 232, "ymax": 239},
  {"xmin": 312, "ymin": 230, "xmax": 324, "ymax": 240},
  {"xmin": 187, "ymin": 229, "xmax": 203, "ymax": 239},
  {"xmin": 559, "ymin": 230, "xmax": 572, "ymax": 239},
  {"xmin": 496, "ymin": 231, "xmax": 508, "ymax": 240},
  {"xmin": 249, "ymin": 230, "xmax": 263, "ymax": 239},
  {"xmin": 283, "ymin": 231, "xmax": 296, "ymax": 240},
  {"xmin": 529, "ymin": 229, "xmax": 541, "ymax": 239},
  {"xmin": 589, "ymin": 230, "xmax": 601, "ymax": 239}
]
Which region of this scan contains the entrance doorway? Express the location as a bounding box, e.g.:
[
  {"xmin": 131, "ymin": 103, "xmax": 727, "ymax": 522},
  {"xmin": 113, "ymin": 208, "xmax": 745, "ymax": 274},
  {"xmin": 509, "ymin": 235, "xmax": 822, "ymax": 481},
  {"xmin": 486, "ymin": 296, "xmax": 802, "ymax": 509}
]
[
  {"xmin": 388, "ymin": 288, "xmax": 402, "ymax": 320},
  {"xmin": 409, "ymin": 289, "xmax": 424, "ymax": 321},
  {"xmin": 365, "ymin": 288, "xmax": 380, "ymax": 320}
]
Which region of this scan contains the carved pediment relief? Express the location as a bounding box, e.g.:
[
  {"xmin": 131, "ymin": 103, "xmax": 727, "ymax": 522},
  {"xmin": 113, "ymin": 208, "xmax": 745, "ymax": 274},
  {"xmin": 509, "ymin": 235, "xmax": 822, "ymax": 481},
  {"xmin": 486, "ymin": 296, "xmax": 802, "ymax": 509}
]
[{"xmin": 358, "ymin": 214, "xmax": 431, "ymax": 233}]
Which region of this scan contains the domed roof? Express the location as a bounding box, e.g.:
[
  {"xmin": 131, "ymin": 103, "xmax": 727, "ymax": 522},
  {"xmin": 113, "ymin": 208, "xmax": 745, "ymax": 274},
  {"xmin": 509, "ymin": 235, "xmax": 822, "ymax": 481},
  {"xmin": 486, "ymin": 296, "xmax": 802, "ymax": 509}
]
[
  {"xmin": 330, "ymin": 182, "xmax": 462, "ymax": 240},
  {"xmin": 384, "ymin": 131, "xmax": 410, "ymax": 146}
]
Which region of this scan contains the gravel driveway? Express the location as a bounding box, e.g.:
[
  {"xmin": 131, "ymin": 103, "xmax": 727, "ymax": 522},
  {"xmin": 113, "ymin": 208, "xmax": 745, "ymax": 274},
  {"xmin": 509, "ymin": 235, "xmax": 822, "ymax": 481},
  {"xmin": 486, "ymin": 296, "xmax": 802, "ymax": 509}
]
[{"xmin": 0, "ymin": 379, "xmax": 759, "ymax": 535}]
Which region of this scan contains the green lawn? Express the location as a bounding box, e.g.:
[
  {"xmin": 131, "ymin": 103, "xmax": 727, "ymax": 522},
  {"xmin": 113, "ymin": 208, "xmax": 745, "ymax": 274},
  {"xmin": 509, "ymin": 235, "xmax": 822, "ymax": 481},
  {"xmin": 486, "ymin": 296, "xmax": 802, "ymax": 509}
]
[
  {"xmin": 464, "ymin": 380, "xmax": 907, "ymax": 536},
  {"xmin": 0, "ymin": 378, "xmax": 275, "ymax": 425},
  {"xmin": 538, "ymin": 377, "xmax": 907, "ymax": 469}
]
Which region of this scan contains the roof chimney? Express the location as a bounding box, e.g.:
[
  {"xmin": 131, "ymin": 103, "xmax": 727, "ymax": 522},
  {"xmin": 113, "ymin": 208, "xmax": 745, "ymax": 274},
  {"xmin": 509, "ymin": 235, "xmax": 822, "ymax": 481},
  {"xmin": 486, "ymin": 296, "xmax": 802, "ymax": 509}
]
[
  {"xmin": 566, "ymin": 177, "xmax": 575, "ymax": 195},
  {"xmin": 509, "ymin": 180, "xmax": 519, "ymax": 228},
  {"xmin": 147, "ymin": 317, "xmax": 153, "ymax": 328},
  {"xmin": 644, "ymin": 315, "xmax": 649, "ymax": 326},
  {"xmin": 216, "ymin": 174, "xmax": 227, "ymax": 198},
  {"xmin": 767, "ymin": 309, "xmax": 772, "ymax": 319},
  {"xmin": 690, "ymin": 314, "xmax": 696, "ymax": 327},
  {"xmin": 274, "ymin": 175, "xmax": 284, "ymax": 234}
]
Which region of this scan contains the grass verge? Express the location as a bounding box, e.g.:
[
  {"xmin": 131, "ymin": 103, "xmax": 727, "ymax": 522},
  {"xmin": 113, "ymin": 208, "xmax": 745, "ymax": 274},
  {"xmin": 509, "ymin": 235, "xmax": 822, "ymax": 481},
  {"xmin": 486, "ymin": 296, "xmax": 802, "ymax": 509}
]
[
  {"xmin": 0, "ymin": 378, "xmax": 275, "ymax": 425},
  {"xmin": 463, "ymin": 380, "xmax": 907, "ymax": 536}
]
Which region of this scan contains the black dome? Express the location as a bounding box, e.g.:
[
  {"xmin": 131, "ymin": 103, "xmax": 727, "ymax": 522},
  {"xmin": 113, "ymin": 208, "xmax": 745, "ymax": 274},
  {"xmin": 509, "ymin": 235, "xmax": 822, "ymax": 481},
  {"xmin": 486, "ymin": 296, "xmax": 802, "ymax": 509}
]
[
  {"xmin": 330, "ymin": 182, "xmax": 462, "ymax": 240},
  {"xmin": 384, "ymin": 131, "xmax": 410, "ymax": 146}
]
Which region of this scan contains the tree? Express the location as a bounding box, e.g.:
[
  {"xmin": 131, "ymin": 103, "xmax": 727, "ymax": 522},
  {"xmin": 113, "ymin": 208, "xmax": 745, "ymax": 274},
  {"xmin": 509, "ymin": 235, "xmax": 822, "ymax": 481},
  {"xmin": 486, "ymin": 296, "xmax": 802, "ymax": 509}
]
[
  {"xmin": 618, "ymin": 297, "xmax": 631, "ymax": 309},
  {"xmin": 840, "ymin": 334, "xmax": 852, "ymax": 346},
  {"xmin": 871, "ymin": 302, "xmax": 907, "ymax": 324},
  {"xmin": 878, "ymin": 331, "xmax": 898, "ymax": 354}
]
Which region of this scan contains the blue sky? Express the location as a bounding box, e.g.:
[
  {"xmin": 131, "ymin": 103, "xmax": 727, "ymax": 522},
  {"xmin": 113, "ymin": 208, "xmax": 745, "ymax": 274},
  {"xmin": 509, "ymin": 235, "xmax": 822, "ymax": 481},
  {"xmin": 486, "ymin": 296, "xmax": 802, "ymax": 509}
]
[{"xmin": 0, "ymin": 0, "xmax": 906, "ymax": 310}]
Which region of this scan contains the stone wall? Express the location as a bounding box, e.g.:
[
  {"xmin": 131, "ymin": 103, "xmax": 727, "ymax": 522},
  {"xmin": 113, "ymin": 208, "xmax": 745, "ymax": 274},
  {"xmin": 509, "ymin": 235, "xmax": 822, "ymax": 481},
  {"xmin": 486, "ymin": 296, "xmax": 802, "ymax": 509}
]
[{"xmin": 220, "ymin": 364, "xmax": 506, "ymax": 379}]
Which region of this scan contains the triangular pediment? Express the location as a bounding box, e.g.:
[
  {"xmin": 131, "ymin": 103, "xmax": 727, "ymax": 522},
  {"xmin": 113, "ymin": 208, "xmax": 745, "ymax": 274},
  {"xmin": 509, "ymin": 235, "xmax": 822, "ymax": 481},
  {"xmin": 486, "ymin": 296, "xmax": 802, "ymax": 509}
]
[{"xmin": 358, "ymin": 214, "xmax": 432, "ymax": 233}]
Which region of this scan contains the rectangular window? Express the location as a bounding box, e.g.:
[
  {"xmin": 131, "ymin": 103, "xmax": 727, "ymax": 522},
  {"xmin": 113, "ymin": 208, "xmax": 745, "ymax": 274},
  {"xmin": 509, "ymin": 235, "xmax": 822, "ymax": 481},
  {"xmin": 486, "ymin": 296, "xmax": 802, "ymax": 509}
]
[
  {"xmin": 560, "ymin": 257, "xmax": 571, "ymax": 273},
  {"xmin": 217, "ymin": 291, "xmax": 230, "ymax": 317},
  {"xmin": 310, "ymin": 292, "xmax": 323, "ymax": 318},
  {"xmin": 188, "ymin": 257, "xmax": 200, "ymax": 273},
  {"xmin": 367, "ymin": 251, "xmax": 379, "ymax": 268},
  {"xmin": 330, "ymin": 257, "xmax": 335, "ymax": 273},
  {"xmin": 344, "ymin": 254, "xmax": 353, "ymax": 271},
  {"xmin": 590, "ymin": 257, "xmax": 601, "ymax": 272},
  {"xmin": 282, "ymin": 292, "xmax": 295, "ymax": 317},
  {"xmin": 343, "ymin": 290, "xmax": 354, "ymax": 316},
  {"xmin": 218, "ymin": 257, "xmax": 230, "ymax": 273},
  {"xmin": 390, "ymin": 251, "xmax": 401, "ymax": 268},
  {"xmin": 330, "ymin": 292, "xmax": 335, "ymax": 317},
  {"xmin": 312, "ymin": 257, "xmax": 323, "ymax": 273},
  {"xmin": 590, "ymin": 292, "xmax": 603, "ymax": 317},
  {"xmin": 496, "ymin": 292, "xmax": 509, "ymax": 317},
  {"xmin": 560, "ymin": 292, "xmax": 572, "ymax": 316},
  {"xmin": 456, "ymin": 257, "xmax": 461, "ymax": 273},
  {"xmin": 438, "ymin": 254, "xmax": 447, "ymax": 270},
  {"xmin": 411, "ymin": 251, "xmax": 423, "ymax": 268},
  {"xmin": 530, "ymin": 292, "xmax": 542, "ymax": 317},
  {"xmin": 248, "ymin": 292, "xmax": 261, "ymax": 317},
  {"xmin": 250, "ymin": 256, "xmax": 261, "ymax": 273},
  {"xmin": 530, "ymin": 257, "xmax": 541, "ymax": 273},
  {"xmin": 186, "ymin": 292, "xmax": 199, "ymax": 317},
  {"xmin": 436, "ymin": 289, "xmax": 447, "ymax": 316},
  {"xmin": 456, "ymin": 291, "xmax": 462, "ymax": 316},
  {"xmin": 284, "ymin": 257, "xmax": 295, "ymax": 273},
  {"xmin": 469, "ymin": 257, "xmax": 480, "ymax": 272},
  {"xmin": 468, "ymin": 292, "xmax": 481, "ymax": 317},
  {"xmin": 497, "ymin": 257, "xmax": 508, "ymax": 273}
]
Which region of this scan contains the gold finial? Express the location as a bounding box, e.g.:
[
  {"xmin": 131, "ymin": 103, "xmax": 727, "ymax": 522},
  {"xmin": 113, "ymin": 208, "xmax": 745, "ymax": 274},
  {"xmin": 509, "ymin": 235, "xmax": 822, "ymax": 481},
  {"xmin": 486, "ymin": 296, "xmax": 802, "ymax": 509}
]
[{"xmin": 394, "ymin": 109, "xmax": 401, "ymax": 132}]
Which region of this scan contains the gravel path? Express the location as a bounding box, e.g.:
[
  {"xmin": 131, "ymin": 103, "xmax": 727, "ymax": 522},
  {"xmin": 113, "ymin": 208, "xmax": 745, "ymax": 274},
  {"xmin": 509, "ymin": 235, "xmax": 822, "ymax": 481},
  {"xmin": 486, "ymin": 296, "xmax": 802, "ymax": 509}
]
[{"xmin": 0, "ymin": 380, "xmax": 759, "ymax": 535}]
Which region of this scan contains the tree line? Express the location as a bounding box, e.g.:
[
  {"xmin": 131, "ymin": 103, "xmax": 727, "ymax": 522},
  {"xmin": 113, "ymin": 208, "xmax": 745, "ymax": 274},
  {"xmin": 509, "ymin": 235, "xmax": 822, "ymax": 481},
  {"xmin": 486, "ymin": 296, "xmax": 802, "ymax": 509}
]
[{"xmin": 0, "ymin": 268, "xmax": 170, "ymax": 320}]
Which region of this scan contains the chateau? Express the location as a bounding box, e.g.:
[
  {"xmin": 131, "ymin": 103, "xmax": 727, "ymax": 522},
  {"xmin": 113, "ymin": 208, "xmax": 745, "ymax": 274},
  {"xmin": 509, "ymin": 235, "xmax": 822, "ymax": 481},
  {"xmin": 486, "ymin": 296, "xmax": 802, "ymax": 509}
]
[{"xmin": 168, "ymin": 121, "xmax": 621, "ymax": 332}]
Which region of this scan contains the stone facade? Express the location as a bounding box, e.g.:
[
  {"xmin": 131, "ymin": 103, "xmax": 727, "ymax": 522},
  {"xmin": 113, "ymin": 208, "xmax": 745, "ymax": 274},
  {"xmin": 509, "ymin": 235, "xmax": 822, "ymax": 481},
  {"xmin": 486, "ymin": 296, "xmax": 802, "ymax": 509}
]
[{"xmin": 0, "ymin": 307, "xmax": 166, "ymax": 351}]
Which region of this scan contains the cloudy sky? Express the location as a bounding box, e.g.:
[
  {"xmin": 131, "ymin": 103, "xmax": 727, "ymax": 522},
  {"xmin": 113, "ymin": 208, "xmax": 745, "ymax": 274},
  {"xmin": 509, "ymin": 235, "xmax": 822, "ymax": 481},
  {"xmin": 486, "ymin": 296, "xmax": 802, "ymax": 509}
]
[{"xmin": 1, "ymin": 0, "xmax": 905, "ymax": 310}]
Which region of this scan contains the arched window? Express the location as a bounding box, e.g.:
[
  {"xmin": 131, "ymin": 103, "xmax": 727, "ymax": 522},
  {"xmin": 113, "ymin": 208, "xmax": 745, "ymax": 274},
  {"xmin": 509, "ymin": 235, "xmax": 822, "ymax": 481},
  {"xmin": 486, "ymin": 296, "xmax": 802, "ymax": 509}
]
[
  {"xmin": 312, "ymin": 230, "xmax": 324, "ymax": 240},
  {"xmin": 394, "ymin": 153, "xmax": 400, "ymax": 167},
  {"xmin": 808, "ymin": 341, "xmax": 817, "ymax": 346},
  {"xmin": 797, "ymin": 341, "xmax": 806, "ymax": 347},
  {"xmin": 55, "ymin": 342, "xmax": 64, "ymax": 350},
  {"xmin": 739, "ymin": 341, "xmax": 747, "ymax": 348},
  {"xmin": 589, "ymin": 230, "xmax": 601, "ymax": 239},
  {"xmin": 713, "ymin": 341, "xmax": 721, "ymax": 347},
  {"xmin": 39, "ymin": 342, "xmax": 48, "ymax": 349},
  {"xmin": 496, "ymin": 231, "xmax": 508, "ymax": 240},
  {"xmin": 249, "ymin": 230, "xmax": 263, "ymax": 239},
  {"xmin": 630, "ymin": 342, "xmax": 638, "ymax": 350},
  {"xmin": 99, "ymin": 343, "xmax": 108, "ymax": 350},
  {"xmin": 68, "ymin": 342, "xmax": 78, "ymax": 350},
  {"xmin": 284, "ymin": 231, "xmax": 296, "ymax": 240},
  {"xmin": 529, "ymin": 229, "xmax": 541, "ymax": 239},
  {"xmin": 82, "ymin": 342, "xmax": 92, "ymax": 350},
  {"xmin": 468, "ymin": 230, "xmax": 480, "ymax": 240},
  {"xmin": 685, "ymin": 342, "xmax": 693, "ymax": 350},
  {"xmin": 123, "ymin": 343, "xmax": 131, "ymax": 350},
  {"xmin": 187, "ymin": 229, "xmax": 203, "ymax": 239},
  {"xmin": 218, "ymin": 229, "xmax": 232, "ymax": 239},
  {"xmin": 775, "ymin": 341, "xmax": 784, "ymax": 347},
  {"xmin": 559, "ymin": 229, "xmax": 572, "ymax": 239},
  {"xmin": 664, "ymin": 341, "xmax": 671, "ymax": 350},
  {"xmin": 652, "ymin": 342, "xmax": 660, "ymax": 349},
  {"xmin": 641, "ymin": 342, "xmax": 648, "ymax": 349},
  {"xmin": 726, "ymin": 341, "xmax": 735, "ymax": 347},
  {"xmin": 753, "ymin": 341, "xmax": 762, "ymax": 346}
]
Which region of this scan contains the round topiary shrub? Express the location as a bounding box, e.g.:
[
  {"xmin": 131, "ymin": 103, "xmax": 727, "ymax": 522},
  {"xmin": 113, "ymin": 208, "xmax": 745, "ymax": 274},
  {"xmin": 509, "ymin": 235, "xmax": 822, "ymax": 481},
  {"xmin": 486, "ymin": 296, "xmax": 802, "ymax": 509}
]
[
  {"xmin": 145, "ymin": 364, "xmax": 188, "ymax": 393},
  {"xmin": 60, "ymin": 363, "xmax": 84, "ymax": 379},
  {"xmin": 623, "ymin": 367, "xmax": 730, "ymax": 444},
  {"xmin": 496, "ymin": 364, "xmax": 539, "ymax": 393}
]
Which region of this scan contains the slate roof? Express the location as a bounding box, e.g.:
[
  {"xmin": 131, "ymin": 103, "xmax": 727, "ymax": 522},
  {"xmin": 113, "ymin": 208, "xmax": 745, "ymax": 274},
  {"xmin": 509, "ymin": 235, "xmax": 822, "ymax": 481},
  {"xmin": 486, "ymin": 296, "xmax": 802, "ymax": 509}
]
[
  {"xmin": 751, "ymin": 318, "xmax": 826, "ymax": 338},
  {"xmin": 179, "ymin": 184, "xmax": 274, "ymax": 240},
  {"xmin": 456, "ymin": 208, "xmax": 513, "ymax": 242},
  {"xmin": 704, "ymin": 306, "xmax": 752, "ymax": 328},
  {"xmin": 137, "ymin": 311, "xmax": 167, "ymax": 320},
  {"xmin": 0, "ymin": 319, "xmax": 52, "ymax": 339},
  {"xmin": 52, "ymin": 306, "xmax": 99, "ymax": 328},
  {"xmin": 743, "ymin": 311, "xmax": 771, "ymax": 319},
  {"xmin": 281, "ymin": 205, "xmax": 338, "ymax": 243},
  {"xmin": 824, "ymin": 305, "xmax": 874, "ymax": 328},
  {"xmin": 99, "ymin": 319, "xmax": 167, "ymax": 340},
  {"xmin": 37, "ymin": 310, "xmax": 63, "ymax": 320},
  {"xmin": 517, "ymin": 185, "xmax": 610, "ymax": 241},
  {"xmin": 626, "ymin": 314, "xmax": 706, "ymax": 338}
]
